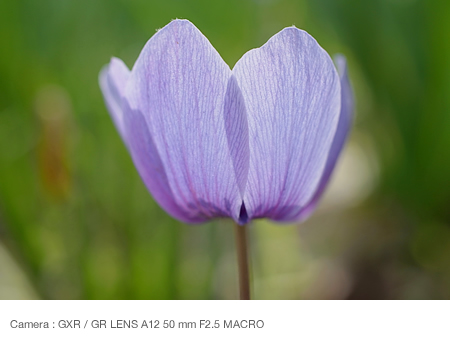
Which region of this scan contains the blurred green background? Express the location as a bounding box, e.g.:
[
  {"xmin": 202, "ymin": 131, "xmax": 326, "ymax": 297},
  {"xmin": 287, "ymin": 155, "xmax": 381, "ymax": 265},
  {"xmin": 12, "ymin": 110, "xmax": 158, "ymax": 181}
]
[{"xmin": 1, "ymin": 0, "xmax": 450, "ymax": 299}]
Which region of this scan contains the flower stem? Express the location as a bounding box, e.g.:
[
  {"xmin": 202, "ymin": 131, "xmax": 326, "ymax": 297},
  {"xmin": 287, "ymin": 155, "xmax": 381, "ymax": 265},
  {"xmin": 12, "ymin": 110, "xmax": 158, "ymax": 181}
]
[{"xmin": 234, "ymin": 223, "xmax": 250, "ymax": 300}]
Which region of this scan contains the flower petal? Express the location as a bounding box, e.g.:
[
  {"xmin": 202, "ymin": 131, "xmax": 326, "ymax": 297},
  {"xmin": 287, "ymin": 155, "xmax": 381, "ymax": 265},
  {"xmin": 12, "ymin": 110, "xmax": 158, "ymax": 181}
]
[
  {"xmin": 99, "ymin": 57, "xmax": 130, "ymax": 139},
  {"xmin": 232, "ymin": 27, "xmax": 341, "ymax": 221},
  {"xmin": 122, "ymin": 101, "xmax": 201, "ymax": 223},
  {"xmin": 275, "ymin": 55, "xmax": 354, "ymax": 222},
  {"xmin": 124, "ymin": 19, "xmax": 248, "ymax": 223}
]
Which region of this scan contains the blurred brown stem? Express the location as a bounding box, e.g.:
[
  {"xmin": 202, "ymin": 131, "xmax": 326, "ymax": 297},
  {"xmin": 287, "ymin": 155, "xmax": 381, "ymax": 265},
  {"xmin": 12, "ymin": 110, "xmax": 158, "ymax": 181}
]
[{"xmin": 234, "ymin": 223, "xmax": 250, "ymax": 300}]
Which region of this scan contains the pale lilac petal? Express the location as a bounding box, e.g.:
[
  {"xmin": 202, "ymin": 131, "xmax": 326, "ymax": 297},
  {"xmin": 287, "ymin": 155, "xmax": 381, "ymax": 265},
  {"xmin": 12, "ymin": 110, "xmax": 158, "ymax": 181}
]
[
  {"xmin": 122, "ymin": 102, "xmax": 201, "ymax": 223},
  {"xmin": 99, "ymin": 57, "xmax": 130, "ymax": 139},
  {"xmin": 233, "ymin": 27, "xmax": 341, "ymax": 222},
  {"xmin": 99, "ymin": 57, "xmax": 193, "ymax": 221},
  {"xmin": 124, "ymin": 19, "xmax": 248, "ymax": 223},
  {"xmin": 223, "ymin": 75, "xmax": 250, "ymax": 200},
  {"xmin": 276, "ymin": 55, "xmax": 354, "ymax": 222}
]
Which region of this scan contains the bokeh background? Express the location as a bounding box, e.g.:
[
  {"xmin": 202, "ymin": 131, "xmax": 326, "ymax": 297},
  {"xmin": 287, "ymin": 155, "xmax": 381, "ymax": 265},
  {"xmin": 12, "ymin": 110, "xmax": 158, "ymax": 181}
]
[{"xmin": 1, "ymin": 0, "xmax": 450, "ymax": 299}]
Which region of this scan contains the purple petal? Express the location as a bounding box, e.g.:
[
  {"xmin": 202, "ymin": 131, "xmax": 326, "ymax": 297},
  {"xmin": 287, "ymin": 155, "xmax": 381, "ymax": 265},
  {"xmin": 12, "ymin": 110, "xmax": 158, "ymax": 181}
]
[
  {"xmin": 290, "ymin": 55, "xmax": 354, "ymax": 222},
  {"xmin": 100, "ymin": 58, "xmax": 193, "ymax": 222},
  {"xmin": 122, "ymin": 102, "xmax": 202, "ymax": 223},
  {"xmin": 99, "ymin": 57, "xmax": 130, "ymax": 139},
  {"xmin": 232, "ymin": 27, "xmax": 341, "ymax": 222},
  {"xmin": 124, "ymin": 19, "xmax": 248, "ymax": 223}
]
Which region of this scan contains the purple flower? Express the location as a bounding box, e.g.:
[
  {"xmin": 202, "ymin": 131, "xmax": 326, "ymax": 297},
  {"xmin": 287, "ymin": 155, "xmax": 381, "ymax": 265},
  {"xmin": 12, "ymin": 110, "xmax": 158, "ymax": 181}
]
[{"xmin": 99, "ymin": 19, "xmax": 353, "ymax": 225}]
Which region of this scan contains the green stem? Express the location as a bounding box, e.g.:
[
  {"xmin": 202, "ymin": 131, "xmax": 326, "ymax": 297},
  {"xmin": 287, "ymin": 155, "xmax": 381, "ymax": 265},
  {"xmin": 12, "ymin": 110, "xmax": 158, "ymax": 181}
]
[{"xmin": 234, "ymin": 223, "xmax": 250, "ymax": 300}]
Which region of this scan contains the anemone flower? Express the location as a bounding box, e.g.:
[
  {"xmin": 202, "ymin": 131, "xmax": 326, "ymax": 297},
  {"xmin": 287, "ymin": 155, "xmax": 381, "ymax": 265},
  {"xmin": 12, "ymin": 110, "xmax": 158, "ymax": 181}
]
[{"xmin": 99, "ymin": 19, "xmax": 353, "ymax": 299}]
